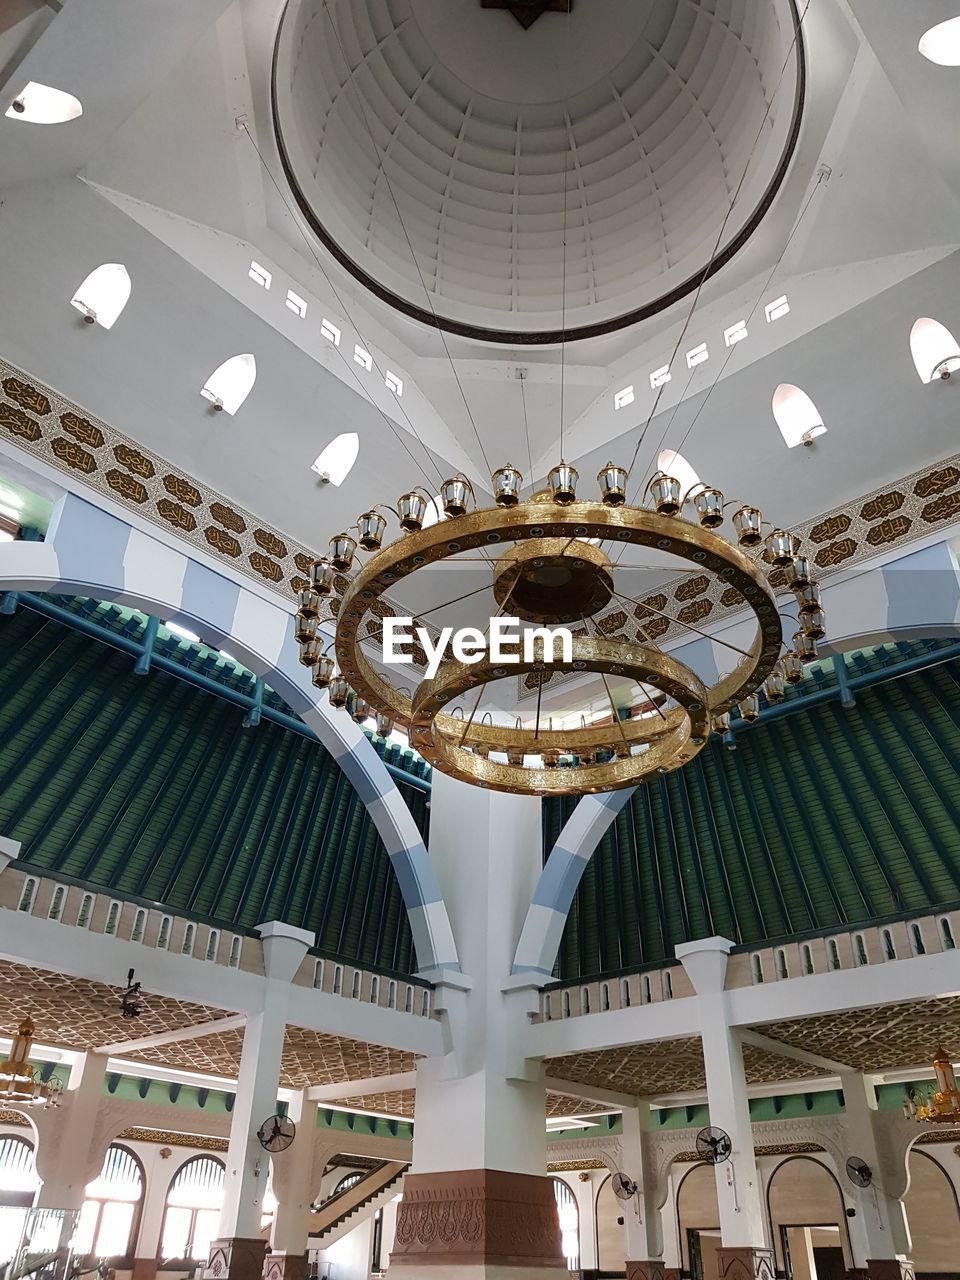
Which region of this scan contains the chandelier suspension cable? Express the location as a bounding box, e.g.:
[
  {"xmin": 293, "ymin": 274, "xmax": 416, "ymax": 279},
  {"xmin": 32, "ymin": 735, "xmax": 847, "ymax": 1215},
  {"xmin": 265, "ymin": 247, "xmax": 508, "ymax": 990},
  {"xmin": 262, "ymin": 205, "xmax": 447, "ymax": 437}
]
[
  {"xmin": 558, "ymin": 2, "xmax": 572, "ymax": 465},
  {"xmin": 239, "ymin": 123, "xmax": 444, "ymax": 490},
  {"xmin": 621, "ymin": 0, "xmax": 813, "ymax": 490},
  {"xmin": 321, "ymin": 1, "xmax": 492, "ymax": 477},
  {"xmin": 520, "ymin": 369, "xmax": 536, "ymax": 495},
  {"xmin": 648, "ymin": 164, "xmax": 828, "ymax": 487}
]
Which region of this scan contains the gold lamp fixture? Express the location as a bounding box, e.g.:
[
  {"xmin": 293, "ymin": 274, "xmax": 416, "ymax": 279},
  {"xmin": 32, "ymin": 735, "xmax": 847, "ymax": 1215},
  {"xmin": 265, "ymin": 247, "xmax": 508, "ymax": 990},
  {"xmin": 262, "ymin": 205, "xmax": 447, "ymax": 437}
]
[
  {"xmin": 295, "ymin": 462, "xmax": 829, "ymax": 797},
  {"xmin": 0, "ymin": 1015, "xmax": 62, "ymax": 1107},
  {"xmin": 904, "ymin": 1047, "xmax": 960, "ymax": 1124}
]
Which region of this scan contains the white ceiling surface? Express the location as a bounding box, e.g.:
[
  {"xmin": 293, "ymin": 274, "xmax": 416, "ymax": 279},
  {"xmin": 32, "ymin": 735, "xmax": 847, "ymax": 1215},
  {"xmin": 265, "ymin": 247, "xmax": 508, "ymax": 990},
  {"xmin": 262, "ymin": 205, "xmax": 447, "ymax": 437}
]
[
  {"xmin": 274, "ymin": 0, "xmax": 800, "ymax": 334},
  {"xmin": 0, "ymin": 1, "xmax": 959, "ymax": 638}
]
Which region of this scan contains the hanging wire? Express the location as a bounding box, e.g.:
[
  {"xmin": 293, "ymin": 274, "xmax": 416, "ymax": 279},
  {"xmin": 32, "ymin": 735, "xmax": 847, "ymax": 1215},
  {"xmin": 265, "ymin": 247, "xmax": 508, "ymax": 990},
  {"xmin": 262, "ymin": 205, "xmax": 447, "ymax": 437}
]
[
  {"xmin": 238, "ymin": 124, "xmax": 444, "ymax": 491},
  {"xmin": 622, "ymin": 0, "xmax": 814, "ymax": 485},
  {"xmin": 558, "ymin": 1, "xmax": 573, "ymax": 463},
  {"xmin": 320, "ymin": 0, "xmax": 492, "ymax": 477},
  {"xmin": 519, "ymin": 368, "xmax": 536, "ymax": 495}
]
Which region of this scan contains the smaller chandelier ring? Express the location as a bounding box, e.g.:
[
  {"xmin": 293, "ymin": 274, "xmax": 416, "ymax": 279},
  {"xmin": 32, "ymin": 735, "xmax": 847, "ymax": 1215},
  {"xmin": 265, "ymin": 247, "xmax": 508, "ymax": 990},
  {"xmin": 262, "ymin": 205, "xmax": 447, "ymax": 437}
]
[{"xmin": 407, "ymin": 637, "xmax": 710, "ymax": 795}]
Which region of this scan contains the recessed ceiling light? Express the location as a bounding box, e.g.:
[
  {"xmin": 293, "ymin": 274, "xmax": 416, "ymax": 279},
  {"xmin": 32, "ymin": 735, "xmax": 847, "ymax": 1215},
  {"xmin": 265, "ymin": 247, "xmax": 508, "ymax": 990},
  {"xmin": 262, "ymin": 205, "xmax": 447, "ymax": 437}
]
[
  {"xmin": 686, "ymin": 343, "xmax": 709, "ymax": 369},
  {"xmin": 249, "ymin": 261, "xmax": 272, "ymax": 289},
  {"xmin": 765, "ymin": 295, "xmax": 790, "ymax": 323},
  {"xmin": 70, "ymin": 264, "xmax": 131, "ymax": 330},
  {"xmin": 354, "ymin": 345, "xmax": 373, "ymax": 372},
  {"xmin": 650, "ymin": 365, "xmax": 671, "ymax": 390},
  {"xmin": 385, "ymin": 371, "xmax": 403, "ymax": 396},
  {"xmin": 320, "ymin": 319, "xmax": 341, "ymax": 346},
  {"xmin": 614, "ymin": 385, "xmax": 635, "ymax": 410},
  {"xmin": 311, "ymin": 433, "xmax": 360, "ymax": 486},
  {"xmin": 6, "ymin": 82, "xmax": 82, "ymax": 124},
  {"xmin": 200, "ymin": 354, "xmax": 256, "ymax": 414},
  {"xmin": 724, "ymin": 320, "xmax": 748, "ymax": 347},
  {"xmin": 919, "ymin": 16, "xmax": 960, "ymax": 65},
  {"xmin": 286, "ymin": 289, "xmax": 307, "ymax": 318}
]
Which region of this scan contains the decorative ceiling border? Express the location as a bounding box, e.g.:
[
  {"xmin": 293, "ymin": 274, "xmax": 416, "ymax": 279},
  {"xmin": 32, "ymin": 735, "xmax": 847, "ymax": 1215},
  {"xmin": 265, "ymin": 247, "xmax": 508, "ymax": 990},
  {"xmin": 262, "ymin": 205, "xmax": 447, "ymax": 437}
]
[
  {"xmin": 0, "ymin": 359, "xmax": 443, "ymax": 662},
  {"xmin": 517, "ymin": 450, "xmax": 960, "ymax": 700}
]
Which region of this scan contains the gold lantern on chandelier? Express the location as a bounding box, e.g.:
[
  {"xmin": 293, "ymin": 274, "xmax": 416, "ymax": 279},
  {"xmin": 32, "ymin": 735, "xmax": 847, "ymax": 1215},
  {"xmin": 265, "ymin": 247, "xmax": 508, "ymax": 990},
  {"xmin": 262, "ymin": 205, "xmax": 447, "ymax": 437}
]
[
  {"xmin": 0, "ymin": 1014, "xmax": 62, "ymax": 1107},
  {"xmin": 904, "ymin": 1047, "xmax": 960, "ymax": 1125}
]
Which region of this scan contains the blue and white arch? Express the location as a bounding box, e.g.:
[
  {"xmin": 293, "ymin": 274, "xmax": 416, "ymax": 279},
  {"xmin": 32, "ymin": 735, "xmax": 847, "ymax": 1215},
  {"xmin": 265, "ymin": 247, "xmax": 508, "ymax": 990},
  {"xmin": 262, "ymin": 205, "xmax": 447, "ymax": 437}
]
[
  {"xmin": 0, "ymin": 493, "xmax": 460, "ymax": 976},
  {"xmin": 512, "ymin": 538, "xmax": 960, "ymax": 978}
]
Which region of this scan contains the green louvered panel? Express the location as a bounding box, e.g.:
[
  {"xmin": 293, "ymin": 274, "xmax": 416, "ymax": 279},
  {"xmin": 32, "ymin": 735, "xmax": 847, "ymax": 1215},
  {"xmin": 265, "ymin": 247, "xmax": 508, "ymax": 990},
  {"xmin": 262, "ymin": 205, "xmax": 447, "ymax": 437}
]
[
  {"xmin": 549, "ymin": 642, "xmax": 960, "ymax": 980},
  {"xmin": 0, "ymin": 605, "xmax": 424, "ymax": 973}
]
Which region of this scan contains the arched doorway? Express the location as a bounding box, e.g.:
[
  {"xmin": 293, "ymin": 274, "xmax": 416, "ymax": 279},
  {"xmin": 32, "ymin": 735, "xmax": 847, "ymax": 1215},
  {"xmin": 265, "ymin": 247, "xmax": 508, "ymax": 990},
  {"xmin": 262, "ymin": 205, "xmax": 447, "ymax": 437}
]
[
  {"xmin": 74, "ymin": 1143, "xmax": 145, "ymax": 1263},
  {"xmin": 595, "ymin": 1173, "xmax": 626, "ymax": 1273},
  {"xmin": 765, "ymin": 1155, "xmax": 851, "ymax": 1279},
  {"xmin": 904, "ymin": 1147, "xmax": 960, "ymax": 1272},
  {"xmin": 676, "ymin": 1163, "xmax": 720, "ymax": 1280},
  {"xmin": 159, "ymin": 1154, "xmax": 225, "ymax": 1265},
  {"xmin": 0, "ymin": 1133, "xmax": 40, "ymax": 1265}
]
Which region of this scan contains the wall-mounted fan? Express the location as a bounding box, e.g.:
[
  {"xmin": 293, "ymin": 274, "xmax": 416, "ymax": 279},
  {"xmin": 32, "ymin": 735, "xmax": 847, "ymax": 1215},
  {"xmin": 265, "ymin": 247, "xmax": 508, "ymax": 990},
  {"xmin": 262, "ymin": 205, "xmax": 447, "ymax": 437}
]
[
  {"xmin": 257, "ymin": 1113, "xmax": 296, "ymax": 1153},
  {"xmin": 696, "ymin": 1126, "xmax": 732, "ymax": 1165},
  {"xmin": 845, "ymin": 1156, "xmax": 873, "ymax": 1189},
  {"xmin": 611, "ymin": 1171, "xmax": 638, "ymax": 1201}
]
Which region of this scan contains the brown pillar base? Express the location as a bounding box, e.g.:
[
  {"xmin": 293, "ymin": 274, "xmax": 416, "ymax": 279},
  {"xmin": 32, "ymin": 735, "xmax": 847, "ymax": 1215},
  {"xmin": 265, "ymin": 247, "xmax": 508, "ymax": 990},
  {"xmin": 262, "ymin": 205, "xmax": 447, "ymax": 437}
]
[
  {"xmin": 204, "ymin": 1238, "xmax": 269, "ymax": 1280},
  {"xmin": 664, "ymin": 1271, "xmax": 681, "ymax": 1280},
  {"xmin": 866, "ymin": 1263, "xmax": 916, "ymax": 1280},
  {"xmin": 626, "ymin": 1263, "xmax": 666, "ymax": 1280},
  {"xmin": 131, "ymin": 1262, "xmax": 158, "ymax": 1280},
  {"xmin": 389, "ymin": 1169, "xmax": 566, "ymax": 1271},
  {"xmin": 714, "ymin": 1247, "xmax": 776, "ymax": 1280},
  {"xmin": 263, "ymin": 1253, "xmax": 308, "ymax": 1280}
]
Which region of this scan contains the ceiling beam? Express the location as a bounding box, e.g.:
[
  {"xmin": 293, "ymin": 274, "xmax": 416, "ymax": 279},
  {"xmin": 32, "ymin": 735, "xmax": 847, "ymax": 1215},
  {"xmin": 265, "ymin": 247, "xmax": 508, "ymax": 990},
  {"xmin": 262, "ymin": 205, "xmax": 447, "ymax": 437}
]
[
  {"xmin": 97, "ymin": 1013, "xmax": 246, "ymax": 1056},
  {"xmin": 739, "ymin": 1028, "xmax": 852, "ymax": 1077},
  {"xmin": 307, "ymin": 1071, "xmax": 417, "ymax": 1102},
  {"xmin": 544, "ymin": 1075, "xmax": 639, "ymax": 1111}
]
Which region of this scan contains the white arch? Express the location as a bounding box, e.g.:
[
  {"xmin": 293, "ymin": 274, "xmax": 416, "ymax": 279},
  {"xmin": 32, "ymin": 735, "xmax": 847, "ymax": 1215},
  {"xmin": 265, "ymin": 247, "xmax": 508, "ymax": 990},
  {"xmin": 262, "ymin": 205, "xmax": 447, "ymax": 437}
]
[{"xmin": 0, "ymin": 494, "xmax": 458, "ymax": 974}]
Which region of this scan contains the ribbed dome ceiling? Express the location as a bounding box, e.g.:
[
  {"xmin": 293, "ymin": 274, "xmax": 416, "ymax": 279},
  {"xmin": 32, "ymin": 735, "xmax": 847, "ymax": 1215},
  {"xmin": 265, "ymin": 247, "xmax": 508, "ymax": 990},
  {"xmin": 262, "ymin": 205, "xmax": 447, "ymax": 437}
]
[{"xmin": 274, "ymin": 0, "xmax": 803, "ymax": 342}]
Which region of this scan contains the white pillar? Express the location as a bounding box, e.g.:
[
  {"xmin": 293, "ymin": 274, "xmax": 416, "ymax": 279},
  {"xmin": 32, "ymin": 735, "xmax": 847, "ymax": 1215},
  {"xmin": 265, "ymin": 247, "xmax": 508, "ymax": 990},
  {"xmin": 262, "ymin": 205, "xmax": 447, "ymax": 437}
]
[
  {"xmin": 391, "ymin": 774, "xmax": 565, "ymax": 1277},
  {"xmin": 207, "ymin": 921, "xmax": 313, "ymax": 1280},
  {"xmin": 268, "ymin": 1089, "xmax": 319, "ymax": 1279},
  {"xmin": 677, "ymin": 938, "xmax": 771, "ymax": 1279},
  {"xmin": 840, "ymin": 1072, "xmax": 911, "ymax": 1263},
  {"xmin": 33, "ymin": 1050, "xmax": 108, "ymax": 1209},
  {"xmin": 620, "ymin": 1104, "xmax": 665, "ymax": 1267},
  {"xmin": 573, "ymin": 1174, "xmax": 598, "ymax": 1272}
]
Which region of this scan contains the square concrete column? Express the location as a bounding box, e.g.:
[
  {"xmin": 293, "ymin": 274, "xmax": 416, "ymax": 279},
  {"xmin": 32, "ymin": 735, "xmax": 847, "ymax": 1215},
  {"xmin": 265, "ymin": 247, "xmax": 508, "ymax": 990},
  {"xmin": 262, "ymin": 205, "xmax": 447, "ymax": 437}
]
[
  {"xmin": 621, "ymin": 1103, "xmax": 666, "ymax": 1275},
  {"xmin": 205, "ymin": 920, "xmax": 313, "ymax": 1280},
  {"xmin": 389, "ymin": 775, "xmax": 565, "ymax": 1279},
  {"xmin": 840, "ymin": 1072, "xmax": 912, "ymax": 1267},
  {"xmin": 676, "ymin": 939, "xmax": 773, "ymax": 1280},
  {"xmin": 267, "ymin": 1088, "xmax": 319, "ymax": 1280}
]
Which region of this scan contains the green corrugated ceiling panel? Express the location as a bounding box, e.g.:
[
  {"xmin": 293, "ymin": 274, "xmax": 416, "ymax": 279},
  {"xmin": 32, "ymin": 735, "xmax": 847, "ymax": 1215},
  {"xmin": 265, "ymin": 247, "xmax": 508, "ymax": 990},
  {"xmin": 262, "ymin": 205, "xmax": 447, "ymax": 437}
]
[
  {"xmin": 549, "ymin": 644, "xmax": 960, "ymax": 980},
  {"xmin": 0, "ymin": 606, "xmax": 421, "ymax": 973}
]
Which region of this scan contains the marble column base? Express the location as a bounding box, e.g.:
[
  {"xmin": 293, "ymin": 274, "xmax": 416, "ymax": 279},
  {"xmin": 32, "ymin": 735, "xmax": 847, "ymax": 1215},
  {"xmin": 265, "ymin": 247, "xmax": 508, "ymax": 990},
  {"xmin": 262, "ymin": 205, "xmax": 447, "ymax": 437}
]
[
  {"xmin": 262, "ymin": 1252, "xmax": 308, "ymax": 1280},
  {"xmin": 626, "ymin": 1263, "xmax": 666, "ymax": 1280},
  {"xmin": 866, "ymin": 1263, "xmax": 916, "ymax": 1280},
  {"xmin": 389, "ymin": 1169, "xmax": 566, "ymax": 1270},
  {"xmin": 204, "ymin": 1237, "xmax": 268, "ymax": 1280},
  {"xmin": 713, "ymin": 1247, "xmax": 776, "ymax": 1280}
]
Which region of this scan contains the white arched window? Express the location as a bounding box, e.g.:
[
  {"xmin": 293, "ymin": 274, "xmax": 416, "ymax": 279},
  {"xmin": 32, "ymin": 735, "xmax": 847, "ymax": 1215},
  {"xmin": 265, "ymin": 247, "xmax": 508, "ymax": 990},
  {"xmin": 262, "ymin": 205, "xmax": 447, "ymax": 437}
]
[
  {"xmin": 70, "ymin": 264, "xmax": 131, "ymax": 329},
  {"xmin": 658, "ymin": 449, "xmax": 701, "ymax": 498},
  {"xmin": 772, "ymin": 383, "xmax": 827, "ymax": 449},
  {"xmin": 311, "ymin": 433, "xmax": 359, "ymax": 486},
  {"xmin": 552, "ymin": 1178, "xmax": 580, "ymax": 1271},
  {"xmin": 919, "ymin": 16, "xmax": 960, "ymax": 65},
  {"xmin": 74, "ymin": 1144, "xmax": 144, "ymax": 1260},
  {"xmin": 200, "ymin": 354, "xmax": 256, "ymax": 415},
  {"xmin": 6, "ymin": 82, "xmax": 82, "ymax": 124},
  {"xmin": 0, "ymin": 1136, "xmax": 40, "ymax": 1265},
  {"xmin": 160, "ymin": 1156, "xmax": 225, "ymax": 1263},
  {"xmin": 910, "ymin": 317, "xmax": 960, "ymax": 383}
]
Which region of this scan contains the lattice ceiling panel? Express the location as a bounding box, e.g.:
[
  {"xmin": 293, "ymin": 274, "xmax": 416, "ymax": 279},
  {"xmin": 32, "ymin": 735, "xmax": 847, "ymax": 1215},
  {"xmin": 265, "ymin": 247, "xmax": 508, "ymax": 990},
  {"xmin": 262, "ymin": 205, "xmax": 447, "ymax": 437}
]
[{"xmin": 753, "ymin": 998, "xmax": 960, "ymax": 1073}]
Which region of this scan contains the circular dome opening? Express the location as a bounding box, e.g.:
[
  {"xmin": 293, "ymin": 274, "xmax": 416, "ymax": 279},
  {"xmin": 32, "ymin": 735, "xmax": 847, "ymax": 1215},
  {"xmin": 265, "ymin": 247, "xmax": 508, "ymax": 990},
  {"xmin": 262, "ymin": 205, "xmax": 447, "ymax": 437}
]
[{"xmin": 273, "ymin": 0, "xmax": 804, "ymax": 343}]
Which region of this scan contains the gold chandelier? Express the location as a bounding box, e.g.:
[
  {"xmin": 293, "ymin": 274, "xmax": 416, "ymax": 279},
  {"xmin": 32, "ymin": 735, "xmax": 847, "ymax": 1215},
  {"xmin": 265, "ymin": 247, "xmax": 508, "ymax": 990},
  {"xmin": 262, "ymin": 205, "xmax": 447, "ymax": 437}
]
[
  {"xmin": 294, "ymin": 462, "xmax": 826, "ymax": 796},
  {"xmin": 0, "ymin": 1015, "xmax": 62, "ymax": 1107},
  {"xmin": 904, "ymin": 1047, "xmax": 960, "ymax": 1125}
]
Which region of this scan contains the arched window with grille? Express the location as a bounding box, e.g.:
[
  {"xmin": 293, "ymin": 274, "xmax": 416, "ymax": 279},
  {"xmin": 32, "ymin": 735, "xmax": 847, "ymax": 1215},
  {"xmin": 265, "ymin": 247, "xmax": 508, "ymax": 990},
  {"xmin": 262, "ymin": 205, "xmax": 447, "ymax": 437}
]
[
  {"xmin": 552, "ymin": 1177, "xmax": 580, "ymax": 1271},
  {"xmin": 160, "ymin": 1155, "xmax": 225, "ymax": 1264},
  {"xmin": 0, "ymin": 1135, "xmax": 40, "ymax": 1265},
  {"xmin": 74, "ymin": 1143, "xmax": 144, "ymax": 1261}
]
